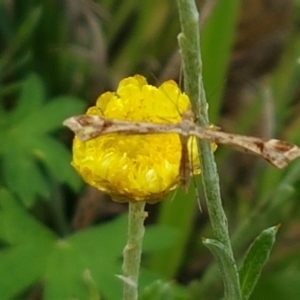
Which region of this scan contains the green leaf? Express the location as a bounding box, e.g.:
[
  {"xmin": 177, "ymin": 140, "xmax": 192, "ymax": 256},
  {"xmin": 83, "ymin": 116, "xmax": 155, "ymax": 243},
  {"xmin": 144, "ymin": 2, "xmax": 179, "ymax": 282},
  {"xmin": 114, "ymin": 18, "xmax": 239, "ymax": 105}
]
[
  {"xmin": 0, "ymin": 244, "xmax": 51, "ymax": 299},
  {"xmin": 1, "ymin": 146, "xmax": 50, "ymax": 206},
  {"xmin": 49, "ymin": 221, "xmax": 125, "ymax": 300},
  {"xmin": 239, "ymin": 226, "xmax": 279, "ymax": 300},
  {"xmin": 19, "ymin": 95, "xmax": 85, "ymax": 135},
  {"xmin": 142, "ymin": 224, "xmax": 178, "ymax": 252},
  {"xmin": 0, "ymin": 74, "xmax": 85, "ymax": 203},
  {"xmin": 203, "ymin": 238, "xmax": 241, "ymax": 299},
  {"xmin": 30, "ymin": 135, "xmax": 82, "ymax": 191},
  {"xmin": 0, "ymin": 191, "xmax": 183, "ymax": 299},
  {"xmin": 0, "ymin": 189, "xmax": 55, "ymax": 244},
  {"xmin": 0, "ymin": 189, "xmax": 56, "ymax": 299},
  {"xmin": 44, "ymin": 241, "xmax": 100, "ymax": 300},
  {"xmin": 8, "ymin": 73, "xmax": 45, "ymax": 124},
  {"xmin": 140, "ymin": 278, "xmax": 190, "ymax": 300},
  {"xmin": 0, "ymin": 190, "xmax": 124, "ymax": 299}
]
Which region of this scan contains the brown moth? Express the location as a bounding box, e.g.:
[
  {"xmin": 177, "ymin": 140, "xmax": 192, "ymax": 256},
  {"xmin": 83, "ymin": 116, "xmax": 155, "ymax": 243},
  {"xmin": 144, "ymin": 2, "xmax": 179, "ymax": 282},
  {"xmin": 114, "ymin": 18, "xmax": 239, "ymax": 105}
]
[{"xmin": 64, "ymin": 110, "xmax": 300, "ymax": 190}]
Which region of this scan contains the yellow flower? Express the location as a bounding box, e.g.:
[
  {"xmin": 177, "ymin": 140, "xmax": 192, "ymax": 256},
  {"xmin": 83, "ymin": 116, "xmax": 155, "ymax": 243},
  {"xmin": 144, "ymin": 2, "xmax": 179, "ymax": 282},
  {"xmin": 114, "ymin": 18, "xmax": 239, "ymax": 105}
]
[{"xmin": 72, "ymin": 75, "xmax": 200, "ymax": 203}]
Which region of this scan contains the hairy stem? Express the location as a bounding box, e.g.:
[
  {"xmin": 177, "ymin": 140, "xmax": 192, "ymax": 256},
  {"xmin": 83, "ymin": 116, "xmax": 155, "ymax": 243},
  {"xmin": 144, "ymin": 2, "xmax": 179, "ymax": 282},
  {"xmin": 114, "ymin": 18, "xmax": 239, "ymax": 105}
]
[
  {"xmin": 176, "ymin": 0, "xmax": 241, "ymax": 299},
  {"xmin": 122, "ymin": 201, "xmax": 147, "ymax": 300}
]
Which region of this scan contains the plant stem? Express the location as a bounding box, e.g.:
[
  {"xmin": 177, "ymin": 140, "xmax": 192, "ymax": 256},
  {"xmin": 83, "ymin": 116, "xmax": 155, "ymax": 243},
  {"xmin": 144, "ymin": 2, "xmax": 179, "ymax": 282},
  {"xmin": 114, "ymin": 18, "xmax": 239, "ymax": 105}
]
[
  {"xmin": 176, "ymin": 0, "xmax": 231, "ymax": 254},
  {"xmin": 176, "ymin": 0, "xmax": 241, "ymax": 299},
  {"xmin": 122, "ymin": 201, "xmax": 147, "ymax": 300}
]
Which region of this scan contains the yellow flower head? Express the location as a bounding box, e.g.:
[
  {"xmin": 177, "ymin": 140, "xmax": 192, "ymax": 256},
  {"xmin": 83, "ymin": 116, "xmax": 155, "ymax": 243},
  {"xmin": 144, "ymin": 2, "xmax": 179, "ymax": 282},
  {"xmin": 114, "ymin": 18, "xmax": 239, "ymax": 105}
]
[{"xmin": 72, "ymin": 75, "xmax": 200, "ymax": 203}]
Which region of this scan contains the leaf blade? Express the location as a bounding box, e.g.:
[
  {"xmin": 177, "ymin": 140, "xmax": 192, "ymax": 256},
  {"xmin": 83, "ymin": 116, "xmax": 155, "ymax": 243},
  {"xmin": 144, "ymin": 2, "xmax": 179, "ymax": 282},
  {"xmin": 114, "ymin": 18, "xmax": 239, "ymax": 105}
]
[
  {"xmin": 239, "ymin": 226, "xmax": 279, "ymax": 300},
  {"xmin": 203, "ymin": 238, "xmax": 241, "ymax": 299}
]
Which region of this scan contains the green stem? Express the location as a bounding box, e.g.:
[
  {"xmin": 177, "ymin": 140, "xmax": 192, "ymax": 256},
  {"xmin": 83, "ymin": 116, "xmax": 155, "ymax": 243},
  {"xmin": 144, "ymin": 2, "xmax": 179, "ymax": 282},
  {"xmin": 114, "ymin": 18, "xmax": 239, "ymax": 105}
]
[
  {"xmin": 122, "ymin": 201, "xmax": 146, "ymax": 300},
  {"xmin": 176, "ymin": 0, "xmax": 241, "ymax": 299}
]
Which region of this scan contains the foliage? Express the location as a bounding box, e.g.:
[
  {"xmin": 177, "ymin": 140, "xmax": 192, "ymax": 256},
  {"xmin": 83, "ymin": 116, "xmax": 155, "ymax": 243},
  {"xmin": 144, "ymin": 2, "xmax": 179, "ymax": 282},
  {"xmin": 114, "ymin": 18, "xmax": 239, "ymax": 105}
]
[
  {"xmin": 0, "ymin": 73, "xmax": 84, "ymax": 206},
  {"xmin": 0, "ymin": 189, "xmax": 179, "ymax": 299}
]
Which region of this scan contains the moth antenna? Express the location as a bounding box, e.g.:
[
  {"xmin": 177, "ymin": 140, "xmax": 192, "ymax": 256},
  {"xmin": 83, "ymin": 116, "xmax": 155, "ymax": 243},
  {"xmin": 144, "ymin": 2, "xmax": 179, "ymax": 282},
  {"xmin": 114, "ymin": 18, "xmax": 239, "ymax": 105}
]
[
  {"xmin": 169, "ymin": 188, "xmax": 179, "ymax": 203},
  {"xmin": 190, "ymin": 136, "xmax": 202, "ymax": 212},
  {"xmin": 195, "ymin": 184, "xmax": 202, "ymax": 212}
]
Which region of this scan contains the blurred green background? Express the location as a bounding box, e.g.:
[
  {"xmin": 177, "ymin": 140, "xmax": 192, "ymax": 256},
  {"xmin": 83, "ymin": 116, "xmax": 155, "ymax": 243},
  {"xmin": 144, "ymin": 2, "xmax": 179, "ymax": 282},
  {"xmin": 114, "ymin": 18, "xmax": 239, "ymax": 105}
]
[{"xmin": 1, "ymin": 0, "xmax": 300, "ymax": 299}]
